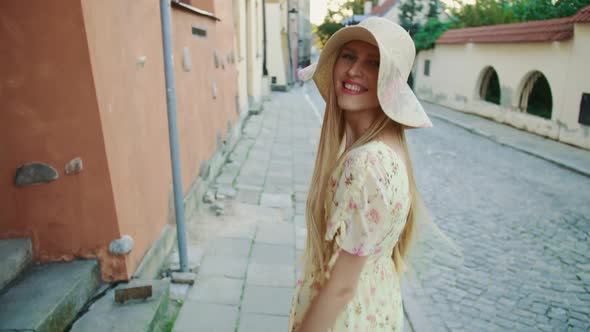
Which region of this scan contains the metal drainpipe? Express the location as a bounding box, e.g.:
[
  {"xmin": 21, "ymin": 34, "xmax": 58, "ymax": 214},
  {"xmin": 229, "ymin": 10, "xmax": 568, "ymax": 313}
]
[
  {"xmin": 262, "ymin": 0, "xmax": 268, "ymax": 76},
  {"xmin": 160, "ymin": 0, "xmax": 189, "ymax": 273},
  {"xmin": 287, "ymin": 6, "xmax": 293, "ymax": 84}
]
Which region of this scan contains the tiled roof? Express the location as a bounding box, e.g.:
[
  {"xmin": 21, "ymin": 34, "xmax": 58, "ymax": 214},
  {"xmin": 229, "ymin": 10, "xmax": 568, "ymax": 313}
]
[
  {"xmin": 436, "ymin": 4, "xmax": 590, "ymax": 45},
  {"xmin": 572, "ymin": 4, "xmax": 590, "ymax": 23},
  {"xmin": 437, "ymin": 17, "xmax": 573, "ymax": 44},
  {"xmin": 371, "ymin": 0, "xmax": 399, "ymax": 16}
]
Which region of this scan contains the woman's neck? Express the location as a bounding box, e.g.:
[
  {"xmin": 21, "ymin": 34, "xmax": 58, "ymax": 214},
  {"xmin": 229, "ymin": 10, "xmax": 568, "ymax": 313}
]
[{"xmin": 343, "ymin": 107, "xmax": 381, "ymax": 149}]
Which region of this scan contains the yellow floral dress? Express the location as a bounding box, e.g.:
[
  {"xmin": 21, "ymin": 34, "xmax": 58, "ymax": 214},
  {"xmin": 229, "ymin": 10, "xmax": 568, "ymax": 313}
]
[{"xmin": 289, "ymin": 141, "xmax": 411, "ymax": 332}]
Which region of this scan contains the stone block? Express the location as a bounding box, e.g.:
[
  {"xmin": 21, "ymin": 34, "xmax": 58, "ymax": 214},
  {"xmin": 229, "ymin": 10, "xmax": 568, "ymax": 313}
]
[
  {"xmin": 65, "ymin": 157, "xmax": 83, "ymax": 175},
  {"xmin": 241, "ymin": 285, "xmax": 293, "ymax": 316},
  {"xmin": 205, "ymin": 238, "xmax": 251, "ymax": 258},
  {"xmin": 250, "ymin": 243, "xmax": 294, "ymax": 266},
  {"xmin": 15, "ymin": 162, "xmax": 58, "ymax": 186},
  {"xmin": 173, "ymin": 303, "xmax": 238, "ymax": 332},
  {"xmin": 171, "ymin": 272, "xmax": 197, "ymax": 285},
  {"xmin": 238, "ymin": 313, "xmax": 289, "ymax": 332},
  {"xmin": 187, "ymin": 276, "xmax": 243, "ymax": 305},
  {"xmin": 198, "ymin": 256, "xmax": 248, "ymax": 279},
  {"xmin": 260, "ymin": 193, "xmax": 292, "ymax": 208},
  {"xmin": 246, "ymin": 263, "xmax": 295, "ymax": 288}
]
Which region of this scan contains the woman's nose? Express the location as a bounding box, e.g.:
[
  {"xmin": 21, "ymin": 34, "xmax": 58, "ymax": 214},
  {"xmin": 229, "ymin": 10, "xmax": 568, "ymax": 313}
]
[{"xmin": 346, "ymin": 60, "xmax": 363, "ymax": 77}]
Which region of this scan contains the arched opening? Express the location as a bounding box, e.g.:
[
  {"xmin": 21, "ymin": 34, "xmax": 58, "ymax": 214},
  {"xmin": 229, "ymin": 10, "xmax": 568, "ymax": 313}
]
[
  {"xmin": 519, "ymin": 71, "xmax": 553, "ymax": 120},
  {"xmin": 478, "ymin": 67, "xmax": 501, "ymax": 105},
  {"xmin": 408, "ymin": 72, "xmax": 414, "ymax": 90}
]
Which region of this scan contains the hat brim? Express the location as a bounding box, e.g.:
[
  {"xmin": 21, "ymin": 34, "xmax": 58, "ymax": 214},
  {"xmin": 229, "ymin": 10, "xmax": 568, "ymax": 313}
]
[{"xmin": 299, "ymin": 18, "xmax": 433, "ymax": 129}]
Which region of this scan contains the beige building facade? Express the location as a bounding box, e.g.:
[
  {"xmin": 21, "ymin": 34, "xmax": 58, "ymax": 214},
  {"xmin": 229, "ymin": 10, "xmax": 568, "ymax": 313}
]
[
  {"xmin": 414, "ymin": 7, "xmax": 590, "ymax": 150},
  {"xmin": 265, "ymin": 0, "xmax": 290, "ymax": 90}
]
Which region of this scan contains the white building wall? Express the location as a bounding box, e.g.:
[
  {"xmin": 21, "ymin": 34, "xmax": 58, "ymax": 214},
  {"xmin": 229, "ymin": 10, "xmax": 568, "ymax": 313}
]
[
  {"xmin": 413, "ymin": 25, "xmax": 590, "ymax": 149},
  {"xmin": 265, "ymin": 2, "xmax": 288, "ymax": 87}
]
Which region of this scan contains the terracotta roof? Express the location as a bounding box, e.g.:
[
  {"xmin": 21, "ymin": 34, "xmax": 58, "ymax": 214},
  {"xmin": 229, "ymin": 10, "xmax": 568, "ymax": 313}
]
[
  {"xmin": 371, "ymin": 0, "xmax": 399, "ymax": 16},
  {"xmin": 572, "ymin": 4, "xmax": 590, "ymax": 23},
  {"xmin": 437, "ymin": 17, "xmax": 573, "ymax": 44},
  {"xmin": 436, "ymin": 4, "xmax": 590, "ymax": 45}
]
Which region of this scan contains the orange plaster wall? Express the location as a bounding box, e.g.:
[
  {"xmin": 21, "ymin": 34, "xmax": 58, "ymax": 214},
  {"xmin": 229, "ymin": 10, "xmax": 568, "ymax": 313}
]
[
  {"xmin": 80, "ymin": 1, "xmax": 239, "ymax": 280},
  {"xmin": 0, "ymin": 0, "xmax": 121, "ymax": 273},
  {"xmin": 172, "ymin": 2, "xmax": 240, "ymax": 188},
  {"xmin": 80, "ymin": 0, "xmax": 172, "ymax": 280}
]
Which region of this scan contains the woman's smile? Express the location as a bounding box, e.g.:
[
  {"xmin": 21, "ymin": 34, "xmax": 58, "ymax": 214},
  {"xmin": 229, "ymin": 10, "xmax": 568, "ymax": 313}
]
[{"xmin": 342, "ymin": 80, "xmax": 368, "ymax": 95}]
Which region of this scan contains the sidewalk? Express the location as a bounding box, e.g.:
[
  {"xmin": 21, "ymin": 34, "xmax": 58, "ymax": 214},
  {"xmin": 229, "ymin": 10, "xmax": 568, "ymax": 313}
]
[{"xmin": 422, "ymin": 101, "xmax": 590, "ymax": 177}]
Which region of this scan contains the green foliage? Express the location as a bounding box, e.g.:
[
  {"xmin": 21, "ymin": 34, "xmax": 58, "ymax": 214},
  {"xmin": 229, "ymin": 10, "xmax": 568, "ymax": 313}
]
[
  {"xmin": 511, "ymin": 0, "xmax": 590, "ymax": 21},
  {"xmin": 315, "ymin": 20, "xmax": 344, "ymax": 47},
  {"xmin": 414, "ymin": 18, "xmax": 452, "ymax": 51},
  {"xmin": 426, "ymin": 0, "xmax": 440, "ymax": 19},
  {"xmin": 450, "ymin": 0, "xmax": 516, "ymax": 28},
  {"xmin": 398, "ymin": 0, "xmax": 424, "ymax": 36},
  {"xmin": 342, "ymin": 0, "xmax": 367, "ymax": 15},
  {"xmin": 450, "ymin": 0, "xmax": 590, "ymax": 28}
]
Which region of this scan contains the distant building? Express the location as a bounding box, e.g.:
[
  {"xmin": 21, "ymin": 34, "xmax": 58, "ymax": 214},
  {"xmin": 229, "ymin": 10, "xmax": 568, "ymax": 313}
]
[
  {"xmin": 370, "ymin": 0, "xmax": 450, "ymax": 26},
  {"xmin": 414, "ymin": 5, "xmax": 590, "ymax": 149}
]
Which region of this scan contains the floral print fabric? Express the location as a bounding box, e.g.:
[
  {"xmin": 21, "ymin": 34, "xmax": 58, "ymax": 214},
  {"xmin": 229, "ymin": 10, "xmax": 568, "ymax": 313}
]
[{"xmin": 289, "ymin": 141, "xmax": 411, "ymax": 332}]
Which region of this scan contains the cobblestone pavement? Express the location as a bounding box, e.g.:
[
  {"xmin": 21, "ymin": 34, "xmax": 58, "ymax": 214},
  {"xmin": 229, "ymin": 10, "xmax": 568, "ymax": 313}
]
[
  {"xmin": 174, "ymin": 84, "xmax": 590, "ymax": 331},
  {"xmin": 407, "ymin": 117, "xmax": 590, "ymax": 332}
]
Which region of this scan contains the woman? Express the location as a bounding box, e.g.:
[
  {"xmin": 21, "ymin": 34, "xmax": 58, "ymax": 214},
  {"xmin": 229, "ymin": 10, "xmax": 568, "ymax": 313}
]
[{"xmin": 289, "ymin": 17, "xmax": 434, "ymax": 331}]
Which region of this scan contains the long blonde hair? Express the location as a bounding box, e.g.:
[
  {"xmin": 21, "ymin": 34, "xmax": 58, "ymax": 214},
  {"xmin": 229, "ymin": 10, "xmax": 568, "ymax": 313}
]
[{"xmin": 302, "ymin": 85, "xmax": 420, "ymax": 281}]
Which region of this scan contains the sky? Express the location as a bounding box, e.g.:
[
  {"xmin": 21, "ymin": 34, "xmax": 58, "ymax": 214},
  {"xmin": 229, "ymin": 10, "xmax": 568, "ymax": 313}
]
[{"xmin": 310, "ymin": 0, "xmax": 328, "ymax": 25}]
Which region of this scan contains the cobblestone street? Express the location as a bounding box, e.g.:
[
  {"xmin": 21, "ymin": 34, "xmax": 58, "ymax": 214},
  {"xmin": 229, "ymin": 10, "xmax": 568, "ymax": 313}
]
[{"xmin": 173, "ymin": 84, "xmax": 590, "ymax": 331}]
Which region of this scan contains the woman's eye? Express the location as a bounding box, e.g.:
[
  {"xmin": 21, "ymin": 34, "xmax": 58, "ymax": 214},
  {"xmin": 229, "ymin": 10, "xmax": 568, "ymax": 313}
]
[
  {"xmin": 340, "ymin": 53, "xmax": 355, "ymax": 60},
  {"xmin": 368, "ymin": 60, "xmax": 380, "ymax": 67}
]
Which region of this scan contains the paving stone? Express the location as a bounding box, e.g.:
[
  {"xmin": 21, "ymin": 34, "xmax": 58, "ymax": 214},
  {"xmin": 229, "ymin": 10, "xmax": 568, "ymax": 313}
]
[
  {"xmin": 238, "ymin": 313, "xmax": 289, "ymax": 332},
  {"xmin": 250, "ymin": 243, "xmax": 294, "ymax": 266},
  {"xmin": 235, "ymin": 189, "xmax": 261, "ymax": 205},
  {"xmin": 173, "ymin": 303, "xmax": 237, "ymax": 332},
  {"xmin": 241, "ymin": 285, "xmax": 293, "ymax": 316},
  {"xmin": 256, "ymin": 222, "xmax": 294, "ymax": 246},
  {"xmin": 205, "ymin": 238, "xmax": 251, "ymax": 258},
  {"xmin": 198, "ymin": 256, "xmax": 248, "ymax": 279},
  {"xmin": 187, "ymin": 276, "xmax": 243, "ymax": 305},
  {"xmin": 246, "ymin": 263, "xmax": 295, "ymax": 288},
  {"xmin": 260, "ymin": 193, "xmax": 292, "ymax": 208}
]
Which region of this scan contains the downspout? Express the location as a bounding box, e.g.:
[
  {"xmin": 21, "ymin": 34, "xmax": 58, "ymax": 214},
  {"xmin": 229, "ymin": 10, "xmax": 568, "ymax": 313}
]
[
  {"xmin": 262, "ymin": 0, "xmax": 268, "ymax": 76},
  {"xmin": 287, "ymin": 5, "xmax": 293, "ymax": 85},
  {"xmin": 160, "ymin": 0, "xmax": 189, "ymax": 273}
]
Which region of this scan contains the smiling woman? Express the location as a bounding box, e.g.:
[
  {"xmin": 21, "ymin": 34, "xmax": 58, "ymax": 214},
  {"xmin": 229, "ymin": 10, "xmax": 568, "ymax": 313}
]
[{"xmin": 287, "ymin": 17, "xmax": 446, "ymax": 332}]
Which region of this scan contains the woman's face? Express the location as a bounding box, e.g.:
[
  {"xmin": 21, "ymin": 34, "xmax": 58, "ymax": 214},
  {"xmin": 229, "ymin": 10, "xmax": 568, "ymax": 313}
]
[{"xmin": 333, "ymin": 40, "xmax": 380, "ymax": 113}]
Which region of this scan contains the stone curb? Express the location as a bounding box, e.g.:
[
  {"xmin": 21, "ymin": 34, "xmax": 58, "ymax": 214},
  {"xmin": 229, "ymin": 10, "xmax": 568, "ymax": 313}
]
[{"xmin": 427, "ymin": 112, "xmax": 590, "ymax": 178}]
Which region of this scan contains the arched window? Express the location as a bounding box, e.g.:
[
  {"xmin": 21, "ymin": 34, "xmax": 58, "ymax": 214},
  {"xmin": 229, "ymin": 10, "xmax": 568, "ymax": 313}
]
[
  {"xmin": 478, "ymin": 67, "xmax": 501, "ymax": 105},
  {"xmin": 518, "ymin": 71, "xmax": 553, "ymax": 120}
]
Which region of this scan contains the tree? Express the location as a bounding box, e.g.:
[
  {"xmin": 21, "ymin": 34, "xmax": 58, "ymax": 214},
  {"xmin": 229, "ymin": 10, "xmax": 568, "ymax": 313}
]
[
  {"xmin": 511, "ymin": 0, "xmax": 590, "ymax": 21},
  {"xmin": 315, "ymin": 0, "xmax": 371, "ymax": 47},
  {"xmin": 426, "ymin": 0, "xmax": 440, "ymax": 19},
  {"xmin": 414, "ymin": 18, "xmax": 452, "ymax": 52},
  {"xmin": 398, "ymin": 0, "xmax": 424, "ymax": 36},
  {"xmin": 450, "ymin": 0, "xmax": 515, "ymax": 27}
]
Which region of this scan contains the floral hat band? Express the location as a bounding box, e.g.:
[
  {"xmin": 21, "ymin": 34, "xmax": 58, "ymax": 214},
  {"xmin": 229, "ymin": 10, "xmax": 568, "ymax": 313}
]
[{"xmin": 299, "ymin": 17, "xmax": 433, "ymax": 129}]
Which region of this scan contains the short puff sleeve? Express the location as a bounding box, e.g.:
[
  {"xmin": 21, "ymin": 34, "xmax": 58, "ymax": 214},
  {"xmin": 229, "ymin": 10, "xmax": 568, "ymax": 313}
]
[{"xmin": 325, "ymin": 151, "xmax": 392, "ymax": 257}]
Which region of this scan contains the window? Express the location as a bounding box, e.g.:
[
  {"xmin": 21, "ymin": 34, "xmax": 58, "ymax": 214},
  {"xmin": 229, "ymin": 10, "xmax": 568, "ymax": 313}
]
[
  {"xmin": 424, "ymin": 60, "xmax": 430, "ymax": 77},
  {"xmin": 192, "ymin": 26, "xmax": 207, "ymax": 38},
  {"xmin": 579, "ymin": 93, "xmax": 590, "ymax": 126}
]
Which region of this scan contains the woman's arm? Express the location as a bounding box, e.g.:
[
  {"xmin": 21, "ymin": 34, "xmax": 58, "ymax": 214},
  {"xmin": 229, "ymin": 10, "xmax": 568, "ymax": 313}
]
[{"xmin": 297, "ymin": 251, "xmax": 368, "ymax": 332}]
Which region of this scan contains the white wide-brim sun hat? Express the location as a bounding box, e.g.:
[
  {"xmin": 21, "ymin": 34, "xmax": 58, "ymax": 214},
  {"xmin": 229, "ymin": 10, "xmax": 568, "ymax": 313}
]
[{"xmin": 299, "ymin": 17, "xmax": 433, "ymax": 129}]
